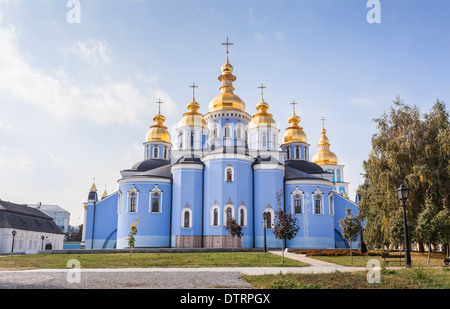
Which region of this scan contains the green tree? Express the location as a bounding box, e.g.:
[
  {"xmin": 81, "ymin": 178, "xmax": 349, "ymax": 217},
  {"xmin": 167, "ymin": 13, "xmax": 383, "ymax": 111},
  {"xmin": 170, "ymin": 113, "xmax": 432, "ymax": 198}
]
[
  {"xmin": 339, "ymin": 208, "xmax": 362, "ymax": 264},
  {"xmin": 127, "ymin": 217, "xmax": 139, "ymax": 265},
  {"xmin": 358, "ymin": 98, "xmax": 449, "ymax": 250},
  {"xmin": 435, "ymin": 208, "xmax": 450, "ymax": 260},
  {"xmin": 416, "ymin": 198, "xmax": 440, "ymax": 265},
  {"xmin": 225, "ymin": 218, "xmax": 243, "ymax": 263},
  {"xmin": 273, "ymin": 208, "xmax": 299, "ymax": 263}
]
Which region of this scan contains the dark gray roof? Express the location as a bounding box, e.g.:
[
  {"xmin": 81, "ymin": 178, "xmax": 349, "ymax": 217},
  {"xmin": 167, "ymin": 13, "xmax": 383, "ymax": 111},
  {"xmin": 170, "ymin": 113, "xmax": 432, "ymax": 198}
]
[
  {"xmin": 0, "ymin": 200, "xmax": 65, "ymax": 234},
  {"xmin": 285, "ymin": 160, "xmax": 324, "ymax": 174},
  {"xmin": 135, "ymin": 164, "xmax": 172, "ymax": 179},
  {"xmin": 285, "ymin": 166, "xmax": 324, "ymax": 180},
  {"xmin": 175, "ymin": 156, "xmax": 204, "ymax": 165},
  {"xmin": 130, "ymin": 159, "xmax": 171, "ymax": 172}
]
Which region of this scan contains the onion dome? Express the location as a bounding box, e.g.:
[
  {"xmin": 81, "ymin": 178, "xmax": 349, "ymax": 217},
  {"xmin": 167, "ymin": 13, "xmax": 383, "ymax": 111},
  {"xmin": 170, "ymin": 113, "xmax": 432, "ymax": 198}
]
[
  {"xmin": 282, "ymin": 103, "xmax": 307, "ymax": 143},
  {"xmin": 311, "ymin": 126, "xmax": 338, "ymax": 165},
  {"xmin": 178, "ymin": 89, "xmax": 207, "ymax": 128},
  {"xmin": 208, "ymin": 55, "xmax": 246, "ymax": 112},
  {"xmin": 248, "ymin": 96, "xmax": 278, "ymax": 130},
  {"xmin": 146, "ymin": 100, "xmax": 171, "ymax": 143}
]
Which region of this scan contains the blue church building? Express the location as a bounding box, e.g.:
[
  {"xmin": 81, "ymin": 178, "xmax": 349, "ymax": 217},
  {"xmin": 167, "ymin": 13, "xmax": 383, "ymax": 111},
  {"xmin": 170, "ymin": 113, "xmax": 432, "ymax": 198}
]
[{"xmin": 82, "ymin": 49, "xmax": 359, "ymax": 250}]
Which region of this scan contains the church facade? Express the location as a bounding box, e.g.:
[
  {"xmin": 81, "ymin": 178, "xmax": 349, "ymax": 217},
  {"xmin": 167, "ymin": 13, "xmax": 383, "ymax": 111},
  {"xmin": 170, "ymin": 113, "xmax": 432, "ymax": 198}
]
[{"xmin": 82, "ymin": 49, "xmax": 359, "ymax": 250}]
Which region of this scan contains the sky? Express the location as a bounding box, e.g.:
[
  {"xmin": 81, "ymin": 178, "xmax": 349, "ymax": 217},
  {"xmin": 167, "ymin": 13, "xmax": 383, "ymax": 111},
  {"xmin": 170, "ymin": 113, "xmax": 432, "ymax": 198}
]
[{"xmin": 0, "ymin": 0, "xmax": 449, "ymax": 226}]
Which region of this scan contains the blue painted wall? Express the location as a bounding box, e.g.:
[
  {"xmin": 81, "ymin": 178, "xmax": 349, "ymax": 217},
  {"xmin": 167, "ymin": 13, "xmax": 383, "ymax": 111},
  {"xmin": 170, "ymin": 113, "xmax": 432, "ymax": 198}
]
[{"xmin": 85, "ymin": 193, "xmax": 118, "ymax": 249}]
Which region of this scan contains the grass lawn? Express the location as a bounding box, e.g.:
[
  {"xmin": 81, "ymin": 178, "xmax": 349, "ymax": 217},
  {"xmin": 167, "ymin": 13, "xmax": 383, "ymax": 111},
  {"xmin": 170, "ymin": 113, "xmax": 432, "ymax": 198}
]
[
  {"xmin": 301, "ymin": 251, "xmax": 448, "ymax": 268},
  {"xmin": 241, "ymin": 251, "xmax": 450, "ymax": 289},
  {"xmin": 0, "ymin": 252, "xmax": 308, "ymax": 270},
  {"xmin": 243, "ymin": 267, "xmax": 450, "ymax": 289}
]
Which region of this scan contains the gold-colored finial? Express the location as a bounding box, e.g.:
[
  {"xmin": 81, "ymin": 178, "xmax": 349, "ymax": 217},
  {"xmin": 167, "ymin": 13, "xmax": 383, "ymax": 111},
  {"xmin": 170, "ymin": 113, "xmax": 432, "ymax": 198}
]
[
  {"xmin": 146, "ymin": 98, "xmax": 171, "ymax": 143},
  {"xmin": 311, "ymin": 120, "xmax": 338, "ymax": 165},
  {"xmin": 282, "ymin": 100, "xmax": 307, "ymax": 144}
]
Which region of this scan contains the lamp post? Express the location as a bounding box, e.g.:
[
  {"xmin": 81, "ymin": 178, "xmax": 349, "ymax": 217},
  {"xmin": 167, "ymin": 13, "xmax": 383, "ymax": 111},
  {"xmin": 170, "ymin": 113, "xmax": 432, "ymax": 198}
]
[
  {"xmin": 263, "ymin": 212, "xmax": 267, "ymax": 253},
  {"xmin": 41, "ymin": 235, "xmax": 45, "ymax": 251},
  {"xmin": 396, "ymin": 184, "xmax": 412, "ymax": 268},
  {"xmin": 11, "ymin": 230, "xmax": 16, "ymax": 253}
]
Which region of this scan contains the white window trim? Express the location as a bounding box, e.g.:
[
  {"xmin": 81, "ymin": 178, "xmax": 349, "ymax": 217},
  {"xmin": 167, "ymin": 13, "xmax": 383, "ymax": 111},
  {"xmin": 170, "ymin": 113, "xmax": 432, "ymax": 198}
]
[
  {"xmin": 290, "ymin": 186, "xmax": 305, "ymax": 215},
  {"xmin": 224, "ymin": 165, "xmax": 235, "ymax": 182},
  {"xmin": 329, "ymin": 192, "xmax": 335, "ymax": 216},
  {"xmin": 263, "ymin": 208, "xmax": 275, "ymax": 229},
  {"xmin": 223, "ymin": 203, "xmax": 235, "ymax": 226},
  {"xmin": 312, "ymin": 187, "xmax": 324, "ymax": 215},
  {"xmin": 181, "ymin": 207, "xmax": 192, "ymax": 229},
  {"xmin": 153, "ymin": 146, "xmax": 159, "ymax": 159},
  {"xmin": 127, "ymin": 185, "xmax": 139, "ymax": 213},
  {"xmin": 210, "ymin": 204, "xmax": 221, "ymax": 227},
  {"xmin": 117, "ymin": 190, "xmax": 122, "ymax": 215},
  {"xmin": 149, "ymin": 185, "xmax": 163, "ymax": 213},
  {"xmin": 237, "ymin": 205, "xmax": 247, "ymax": 227}
]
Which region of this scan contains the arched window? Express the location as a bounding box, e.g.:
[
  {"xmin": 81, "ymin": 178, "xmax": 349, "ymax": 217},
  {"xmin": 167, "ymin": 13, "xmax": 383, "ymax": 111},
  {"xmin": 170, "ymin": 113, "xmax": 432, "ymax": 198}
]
[
  {"xmin": 163, "ymin": 147, "xmax": 168, "ymax": 159},
  {"xmin": 226, "ymin": 207, "xmax": 232, "ymax": 222},
  {"xmin": 286, "ymin": 148, "xmax": 290, "ymax": 159},
  {"xmin": 224, "ymin": 126, "xmax": 230, "ymax": 138},
  {"xmin": 190, "ymin": 132, "xmax": 194, "ymax": 147},
  {"xmin": 128, "ymin": 185, "xmax": 139, "ymax": 213},
  {"xmin": 151, "ymin": 193, "xmax": 160, "ymax": 213},
  {"xmin": 236, "ymin": 127, "xmax": 242, "ymax": 139},
  {"xmin": 149, "ymin": 185, "xmax": 163, "ymax": 213},
  {"xmin": 213, "ymin": 127, "xmax": 218, "ymax": 138},
  {"xmin": 295, "ymin": 146, "xmax": 300, "ymax": 159},
  {"xmin": 179, "ymin": 132, "xmax": 183, "ymax": 149},
  {"xmin": 153, "ymin": 146, "xmax": 158, "ymax": 158},
  {"xmin": 213, "ymin": 208, "xmax": 219, "ymax": 226},
  {"xmin": 211, "ymin": 205, "xmax": 220, "ymax": 226},
  {"xmin": 294, "ymin": 197, "xmax": 302, "ymax": 214},
  {"xmin": 184, "ymin": 210, "xmax": 190, "ymax": 228},
  {"xmin": 315, "ymin": 195, "xmax": 322, "ymax": 214},
  {"xmin": 264, "ymin": 211, "xmax": 272, "ymax": 229},
  {"xmin": 262, "ymin": 134, "xmax": 267, "ymax": 148},
  {"xmin": 329, "ymin": 193, "xmax": 335, "ymax": 216},
  {"xmin": 240, "ymin": 209, "xmax": 245, "ymax": 226}
]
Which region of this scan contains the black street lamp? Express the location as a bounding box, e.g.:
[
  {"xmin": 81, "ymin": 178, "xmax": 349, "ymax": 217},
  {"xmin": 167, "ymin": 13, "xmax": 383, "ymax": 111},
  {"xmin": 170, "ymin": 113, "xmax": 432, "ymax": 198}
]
[
  {"xmin": 263, "ymin": 212, "xmax": 267, "ymax": 253},
  {"xmin": 41, "ymin": 235, "xmax": 45, "ymax": 251},
  {"xmin": 396, "ymin": 184, "xmax": 412, "ymax": 268},
  {"xmin": 11, "ymin": 230, "xmax": 16, "ymax": 253}
]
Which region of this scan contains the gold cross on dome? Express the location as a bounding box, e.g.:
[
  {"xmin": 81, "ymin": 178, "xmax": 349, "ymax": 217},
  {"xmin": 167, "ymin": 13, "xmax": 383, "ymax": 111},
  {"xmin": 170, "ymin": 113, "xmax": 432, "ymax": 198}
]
[
  {"xmin": 190, "ymin": 83, "xmax": 198, "ymax": 99},
  {"xmin": 156, "ymin": 99, "xmax": 163, "ymax": 114},
  {"xmin": 320, "ymin": 117, "xmax": 326, "ymax": 128},
  {"xmin": 290, "ymin": 100, "xmax": 298, "ymax": 114},
  {"xmin": 222, "ymin": 37, "xmax": 233, "ymax": 54},
  {"xmin": 258, "ymin": 83, "xmax": 266, "ymax": 98}
]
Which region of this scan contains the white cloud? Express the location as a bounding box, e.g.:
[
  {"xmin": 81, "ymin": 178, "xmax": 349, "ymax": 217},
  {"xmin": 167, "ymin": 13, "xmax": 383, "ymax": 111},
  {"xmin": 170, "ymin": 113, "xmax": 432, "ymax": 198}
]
[
  {"xmin": 0, "ymin": 24, "xmax": 174, "ymax": 125},
  {"xmin": 63, "ymin": 39, "xmax": 113, "ymax": 65},
  {"xmin": 0, "ymin": 146, "xmax": 35, "ymax": 171}
]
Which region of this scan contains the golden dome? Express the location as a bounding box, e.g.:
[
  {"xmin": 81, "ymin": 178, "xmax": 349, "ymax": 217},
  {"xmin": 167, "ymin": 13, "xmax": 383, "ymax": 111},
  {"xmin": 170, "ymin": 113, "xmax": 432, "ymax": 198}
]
[
  {"xmin": 282, "ymin": 110, "xmax": 307, "ymax": 144},
  {"xmin": 311, "ymin": 127, "xmax": 338, "ymax": 165},
  {"xmin": 208, "ymin": 55, "xmax": 246, "ymax": 112},
  {"xmin": 178, "ymin": 98, "xmax": 207, "ymax": 128},
  {"xmin": 146, "ymin": 107, "xmax": 171, "ymax": 144},
  {"xmin": 248, "ymin": 98, "xmax": 278, "ymax": 129}
]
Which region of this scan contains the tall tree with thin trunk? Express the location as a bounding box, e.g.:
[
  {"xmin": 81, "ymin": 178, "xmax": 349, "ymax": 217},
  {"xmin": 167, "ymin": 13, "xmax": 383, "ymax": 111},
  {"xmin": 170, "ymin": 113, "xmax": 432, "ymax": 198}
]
[
  {"xmin": 225, "ymin": 218, "xmax": 243, "ymax": 263},
  {"xmin": 127, "ymin": 217, "xmax": 139, "ymax": 265},
  {"xmin": 339, "ymin": 208, "xmax": 362, "ymax": 264}
]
